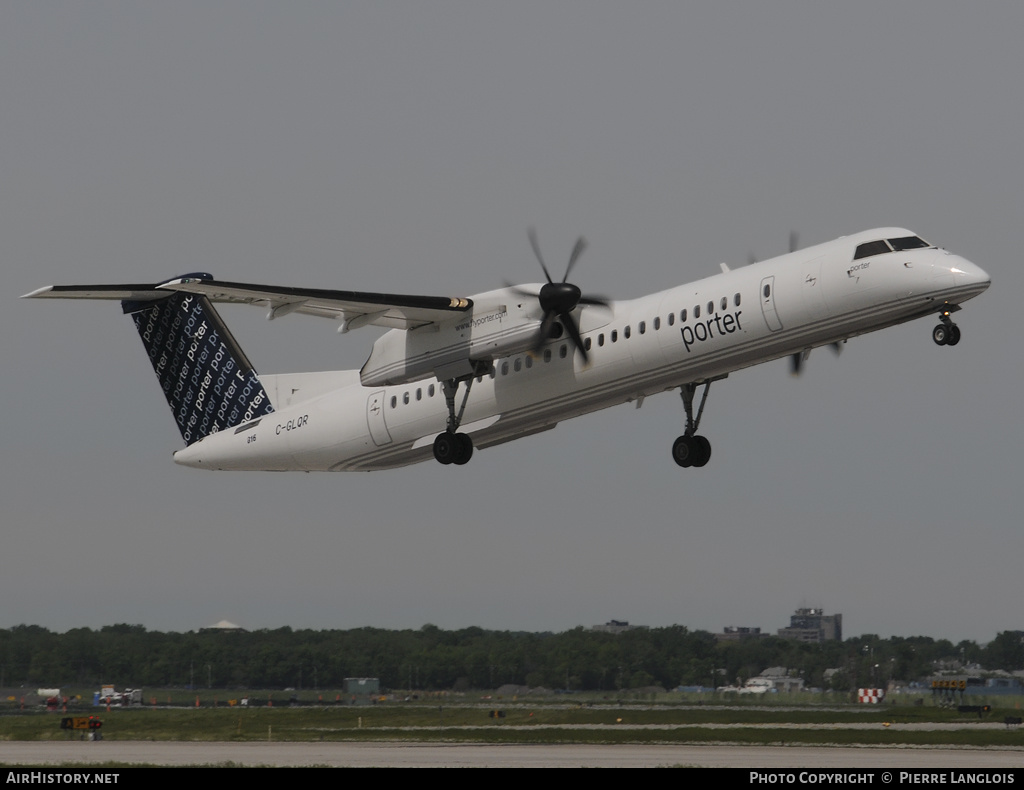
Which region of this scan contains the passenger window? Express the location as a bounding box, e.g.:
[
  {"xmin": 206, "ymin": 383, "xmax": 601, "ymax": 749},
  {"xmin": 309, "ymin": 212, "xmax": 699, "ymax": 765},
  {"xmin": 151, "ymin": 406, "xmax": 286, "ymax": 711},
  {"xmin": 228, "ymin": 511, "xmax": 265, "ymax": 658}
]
[
  {"xmin": 429, "ymin": 384, "xmax": 436, "ymax": 396},
  {"xmin": 559, "ymin": 344, "xmax": 568, "ymax": 358},
  {"xmin": 639, "ymin": 321, "xmax": 646, "ymax": 334},
  {"xmin": 514, "ymin": 358, "xmax": 522, "ymax": 372},
  {"xmin": 707, "ymin": 301, "xmax": 714, "ymax": 314},
  {"xmin": 735, "ymin": 293, "xmax": 741, "ymax": 307},
  {"xmin": 668, "ymin": 313, "xmax": 675, "ymax": 326},
  {"xmin": 584, "ymin": 337, "xmax": 592, "ymax": 351},
  {"xmin": 416, "ymin": 388, "xmax": 422, "ymax": 401},
  {"xmin": 403, "ymin": 392, "xmax": 409, "ymax": 405},
  {"xmin": 611, "ymin": 330, "xmax": 618, "ymax": 343},
  {"xmin": 763, "ymin": 283, "xmax": 771, "ymax": 298},
  {"xmin": 720, "ymin": 297, "xmax": 727, "ymax": 311},
  {"xmin": 544, "ymin": 348, "xmax": 552, "ymax": 362},
  {"xmin": 624, "ymin": 325, "xmax": 631, "ymax": 339},
  {"xmin": 694, "ymin": 305, "xmax": 701, "ymax": 319},
  {"xmin": 654, "ymin": 317, "xmax": 660, "ymax": 330},
  {"xmin": 390, "ymin": 396, "xmax": 397, "ymax": 409},
  {"xmin": 598, "ymin": 334, "xmax": 605, "ymax": 347},
  {"xmin": 501, "ymin": 362, "xmax": 509, "ymax": 375},
  {"xmin": 525, "ymin": 356, "xmax": 533, "ymax": 369}
]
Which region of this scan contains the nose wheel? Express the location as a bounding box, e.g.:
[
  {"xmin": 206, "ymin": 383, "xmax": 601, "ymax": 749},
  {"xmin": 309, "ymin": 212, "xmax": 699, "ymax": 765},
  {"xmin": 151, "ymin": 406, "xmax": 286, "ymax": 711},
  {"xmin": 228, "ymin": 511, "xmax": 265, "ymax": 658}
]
[
  {"xmin": 932, "ymin": 322, "xmax": 961, "ymax": 346},
  {"xmin": 932, "ymin": 306, "xmax": 962, "ymax": 346}
]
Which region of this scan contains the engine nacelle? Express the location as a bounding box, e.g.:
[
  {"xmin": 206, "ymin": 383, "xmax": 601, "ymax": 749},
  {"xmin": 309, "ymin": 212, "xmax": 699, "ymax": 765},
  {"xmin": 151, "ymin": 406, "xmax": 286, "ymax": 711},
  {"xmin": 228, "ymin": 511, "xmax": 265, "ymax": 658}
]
[
  {"xmin": 360, "ymin": 291, "xmax": 538, "ymax": 386},
  {"xmin": 358, "ymin": 287, "xmax": 614, "ymax": 386}
]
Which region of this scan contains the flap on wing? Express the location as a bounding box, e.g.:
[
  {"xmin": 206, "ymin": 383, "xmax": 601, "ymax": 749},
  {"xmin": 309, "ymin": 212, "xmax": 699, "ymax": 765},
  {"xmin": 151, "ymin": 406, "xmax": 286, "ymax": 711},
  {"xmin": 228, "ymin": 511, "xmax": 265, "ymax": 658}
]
[{"xmin": 24, "ymin": 277, "xmax": 474, "ymax": 331}]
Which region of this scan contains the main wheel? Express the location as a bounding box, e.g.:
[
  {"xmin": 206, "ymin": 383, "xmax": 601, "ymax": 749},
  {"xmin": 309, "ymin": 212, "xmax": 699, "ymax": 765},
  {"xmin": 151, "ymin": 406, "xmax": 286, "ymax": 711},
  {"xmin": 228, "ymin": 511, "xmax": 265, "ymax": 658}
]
[
  {"xmin": 947, "ymin": 324, "xmax": 961, "ymax": 346},
  {"xmin": 672, "ymin": 436, "xmax": 693, "ymax": 468},
  {"xmin": 433, "ymin": 432, "xmax": 458, "ymax": 465},
  {"xmin": 932, "ymin": 324, "xmax": 949, "ymax": 346},
  {"xmin": 452, "ymin": 432, "xmax": 474, "ymax": 465},
  {"xmin": 691, "ymin": 435, "xmax": 712, "ymax": 467}
]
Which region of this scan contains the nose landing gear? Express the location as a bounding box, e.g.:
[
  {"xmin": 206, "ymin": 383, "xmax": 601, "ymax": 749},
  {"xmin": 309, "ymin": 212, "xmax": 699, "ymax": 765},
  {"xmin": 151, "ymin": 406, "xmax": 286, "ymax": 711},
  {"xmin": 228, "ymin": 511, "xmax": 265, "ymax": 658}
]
[{"xmin": 932, "ymin": 306, "xmax": 962, "ymax": 346}]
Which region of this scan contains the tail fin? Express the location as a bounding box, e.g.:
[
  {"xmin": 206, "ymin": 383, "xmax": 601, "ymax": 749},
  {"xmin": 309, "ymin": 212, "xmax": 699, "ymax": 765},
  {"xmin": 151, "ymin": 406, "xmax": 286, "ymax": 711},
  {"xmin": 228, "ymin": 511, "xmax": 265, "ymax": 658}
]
[{"xmin": 123, "ymin": 292, "xmax": 274, "ymax": 445}]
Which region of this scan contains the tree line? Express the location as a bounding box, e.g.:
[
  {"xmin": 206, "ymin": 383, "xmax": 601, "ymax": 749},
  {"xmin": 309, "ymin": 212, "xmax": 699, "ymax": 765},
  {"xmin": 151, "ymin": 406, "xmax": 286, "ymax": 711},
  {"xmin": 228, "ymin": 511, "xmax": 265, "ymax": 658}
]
[{"xmin": 1, "ymin": 624, "xmax": 1020, "ymax": 692}]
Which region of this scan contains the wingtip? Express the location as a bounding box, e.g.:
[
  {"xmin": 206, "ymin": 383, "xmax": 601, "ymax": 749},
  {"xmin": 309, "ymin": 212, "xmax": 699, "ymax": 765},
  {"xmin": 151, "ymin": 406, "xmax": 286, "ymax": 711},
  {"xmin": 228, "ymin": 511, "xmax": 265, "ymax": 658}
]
[{"xmin": 21, "ymin": 286, "xmax": 55, "ymax": 299}]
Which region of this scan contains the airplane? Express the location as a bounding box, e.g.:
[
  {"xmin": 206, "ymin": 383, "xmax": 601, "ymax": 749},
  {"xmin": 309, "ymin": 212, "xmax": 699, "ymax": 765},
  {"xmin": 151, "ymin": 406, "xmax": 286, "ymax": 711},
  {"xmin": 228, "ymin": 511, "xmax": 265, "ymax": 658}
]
[{"xmin": 24, "ymin": 227, "xmax": 990, "ymax": 472}]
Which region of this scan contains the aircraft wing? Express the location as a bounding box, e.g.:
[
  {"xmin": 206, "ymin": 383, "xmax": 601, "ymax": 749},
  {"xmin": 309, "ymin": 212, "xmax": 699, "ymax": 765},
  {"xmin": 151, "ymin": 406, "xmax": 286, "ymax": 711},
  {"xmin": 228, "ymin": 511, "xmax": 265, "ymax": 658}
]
[{"xmin": 24, "ymin": 277, "xmax": 474, "ymax": 331}]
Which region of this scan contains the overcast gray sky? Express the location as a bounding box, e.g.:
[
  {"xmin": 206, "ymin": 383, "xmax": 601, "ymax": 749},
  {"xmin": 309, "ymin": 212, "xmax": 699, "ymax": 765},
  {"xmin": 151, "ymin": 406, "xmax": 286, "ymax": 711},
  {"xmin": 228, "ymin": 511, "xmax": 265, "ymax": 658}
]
[{"xmin": 3, "ymin": 2, "xmax": 1020, "ymax": 644}]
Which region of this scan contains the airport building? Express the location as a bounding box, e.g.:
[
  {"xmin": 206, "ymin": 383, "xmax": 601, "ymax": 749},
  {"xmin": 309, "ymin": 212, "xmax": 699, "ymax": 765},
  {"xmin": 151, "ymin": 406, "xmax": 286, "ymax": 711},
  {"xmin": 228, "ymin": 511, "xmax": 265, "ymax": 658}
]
[{"xmin": 777, "ymin": 608, "xmax": 842, "ymax": 643}]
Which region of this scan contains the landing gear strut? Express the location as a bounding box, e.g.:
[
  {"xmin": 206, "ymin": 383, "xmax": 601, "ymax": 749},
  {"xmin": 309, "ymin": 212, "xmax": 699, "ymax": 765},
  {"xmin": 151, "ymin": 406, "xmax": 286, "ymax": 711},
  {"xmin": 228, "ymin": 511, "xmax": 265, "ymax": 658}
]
[
  {"xmin": 432, "ymin": 373, "xmax": 480, "ymax": 466},
  {"xmin": 672, "ymin": 381, "xmax": 713, "ymax": 468},
  {"xmin": 932, "ymin": 306, "xmax": 961, "ymax": 346}
]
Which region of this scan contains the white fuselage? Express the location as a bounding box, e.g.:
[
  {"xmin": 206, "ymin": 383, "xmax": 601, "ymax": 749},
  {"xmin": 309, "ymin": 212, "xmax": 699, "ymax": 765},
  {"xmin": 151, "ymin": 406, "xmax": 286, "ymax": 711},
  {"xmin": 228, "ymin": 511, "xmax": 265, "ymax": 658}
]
[{"xmin": 172, "ymin": 228, "xmax": 989, "ymax": 471}]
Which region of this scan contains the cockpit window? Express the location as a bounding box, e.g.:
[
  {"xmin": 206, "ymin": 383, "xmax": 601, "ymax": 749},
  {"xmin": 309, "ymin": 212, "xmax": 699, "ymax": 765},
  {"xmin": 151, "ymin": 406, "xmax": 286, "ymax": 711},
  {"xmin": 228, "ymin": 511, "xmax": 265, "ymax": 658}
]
[
  {"xmin": 853, "ymin": 240, "xmax": 892, "ymax": 260},
  {"xmin": 888, "ymin": 235, "xmax": 929, "ymax": 251},
  {"xmin": 854, "ymin": 235, "xmax": 931, "ymax": 260}
]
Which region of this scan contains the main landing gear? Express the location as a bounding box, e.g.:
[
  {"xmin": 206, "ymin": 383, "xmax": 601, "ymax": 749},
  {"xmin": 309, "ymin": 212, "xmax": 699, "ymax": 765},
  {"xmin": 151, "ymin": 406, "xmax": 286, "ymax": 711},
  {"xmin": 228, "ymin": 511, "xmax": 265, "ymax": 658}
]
[
  {"xmin": 932, "ymin": 306, "xmax": 962, "ymax": 346},
  {"xmin": 672, "ymin": 381, "xmax": 713, "ymax": 468},
  {"xmin": 433, "ymin": 430, "xmax": 473, "ymax": 465},
  {"xmin": 432, "ymin": 374, "xmax": 480, "ymax": 466}
]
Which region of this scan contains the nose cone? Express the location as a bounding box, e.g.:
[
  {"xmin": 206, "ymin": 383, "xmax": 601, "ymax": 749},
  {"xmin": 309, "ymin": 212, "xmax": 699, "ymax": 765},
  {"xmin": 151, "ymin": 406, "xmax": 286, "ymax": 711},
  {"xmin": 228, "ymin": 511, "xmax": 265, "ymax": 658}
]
[
  {"xmin": 951, "ymin": 257, "xmax": 991, "ymax": 288},
  {"xmin": 948, "ymin": 255, "xmax": 991, "ymax": 302}
]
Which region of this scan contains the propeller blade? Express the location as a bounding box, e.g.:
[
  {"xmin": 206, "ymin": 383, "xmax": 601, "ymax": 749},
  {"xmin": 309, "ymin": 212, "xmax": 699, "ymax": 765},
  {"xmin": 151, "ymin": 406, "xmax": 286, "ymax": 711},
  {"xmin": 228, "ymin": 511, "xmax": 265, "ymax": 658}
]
[
  {"xmin": 563, "ymin": 236, "xmax": 587, "ymax": 282},
  {"xmin": 790, "ymin": 349, "xmax": 811, "ymax": 376},
  {"xmin": 830, "ymin": 341, "xmax": 843, "ymax": 357},
  {"xmin": 520, "ymin": 229, "xmax": 604, "ymax": 363},
  {"xmin": 505, "ymin": 283, "xmax": 541, "ymax": 299},
  {"xmin": 533, "ymin": 311, "xmax": 559, "ymax": 354},
  {"xmin": 562, "ymin": 312, "xmax": 589, "ymax": 364},
  {"xmin": 528, "ymin": 228, "xmax": 555, "ymax": 284}
]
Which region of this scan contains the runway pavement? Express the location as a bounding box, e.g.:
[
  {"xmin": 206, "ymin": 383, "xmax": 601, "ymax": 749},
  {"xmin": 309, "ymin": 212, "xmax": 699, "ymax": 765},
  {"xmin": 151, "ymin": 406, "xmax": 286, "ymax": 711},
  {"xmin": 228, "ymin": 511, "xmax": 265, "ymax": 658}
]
[{"xmin": 2, "ymin": 741, "xmax": 1023, "ymax": 768}]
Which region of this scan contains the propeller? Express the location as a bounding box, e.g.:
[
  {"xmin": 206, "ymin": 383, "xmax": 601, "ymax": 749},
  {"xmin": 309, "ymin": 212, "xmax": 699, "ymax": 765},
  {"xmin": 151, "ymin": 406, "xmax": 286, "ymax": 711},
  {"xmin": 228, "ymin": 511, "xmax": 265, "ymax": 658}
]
[
  {"xmin": 790, "ymin": 341, "xmax": 843, "ymax": 376},
  {"xmin": 511, "ymin": 229, "xmax": 609, "ymax": 364},
  {"xmin": 753, "ymin": 228, "xmax": 842, "ymax": 375},
  {"xmin": 749, "ymin": 229, "xmax": 800, "ymax": 266}
]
